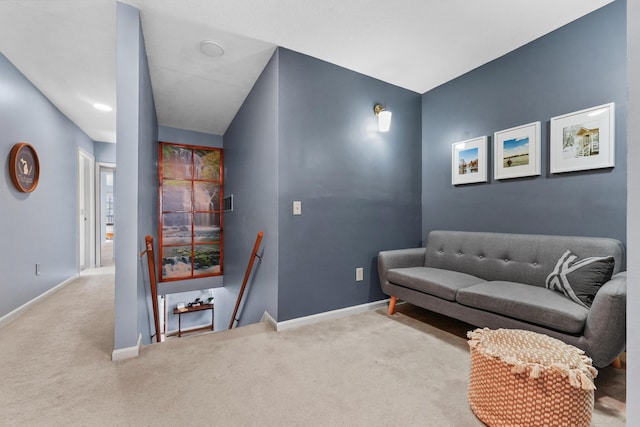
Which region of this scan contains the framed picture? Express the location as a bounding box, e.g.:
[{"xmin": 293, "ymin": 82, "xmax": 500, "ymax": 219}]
[
  {"xmin": 494, "ymin": 121, "xmax": 541, "ymax": 180},
  {"xmin": 452, "ymin": 136, "xmax": 488, "ymax": 185},
  {"xmin": 550, "ymin": 102, "xmax": 615, "ymax": 173},
  {"xmin": 9, "ymin": 142, "xmax": 40, "ymax": 193}
]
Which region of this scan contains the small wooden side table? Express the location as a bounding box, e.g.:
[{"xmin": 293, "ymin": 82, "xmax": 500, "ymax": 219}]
[{"xmin": 173, "ymin": 303, "xmax": 214, "ymax": 337}]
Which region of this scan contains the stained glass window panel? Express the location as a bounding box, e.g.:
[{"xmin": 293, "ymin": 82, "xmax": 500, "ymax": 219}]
[
  {"xmin": 159, "ymin": 142, "xmax": 223, "ymax": 281},
  {"xmin": 194, "ymin": 213, "xmax": 220, "ymax": 243},
  {"xmin": 162, "ymin": 180, "xmax": 192, "ymax": 212},
  {"xmin": 193, "ymin": 182, "xmax": 220, "ymax": 211},
  {"xmin": 162, "ymin": 213, "xmax": 192, "ymax": 245},
  {"xmin": 162, "ymin": 245, "xmax": 193, "ymax": 279},
  {"xmin": 162, "ymin": 145, "xmax": 192, "ymax": 179},
  {"xmin": 194, "ymin": 149, "xmax": 221, "ymax": 181},
  {"xmin": 193, "ymin": 244, "xmax": 221, "ymax": 276}
]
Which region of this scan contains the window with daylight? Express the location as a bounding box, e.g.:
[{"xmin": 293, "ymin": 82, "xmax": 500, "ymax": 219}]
[{"xmin": 159, "ymin": 142, "xmax": 223, "ymax": 281}]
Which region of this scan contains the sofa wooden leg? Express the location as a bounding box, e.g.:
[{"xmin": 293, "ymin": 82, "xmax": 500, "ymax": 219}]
[
  {"xmin": 611, "ymin": 353, "xmax": 624, "ymax": 369},
  {"xmin": 389, "ymin": 296, "xmax": 397, "ymax": 315}
]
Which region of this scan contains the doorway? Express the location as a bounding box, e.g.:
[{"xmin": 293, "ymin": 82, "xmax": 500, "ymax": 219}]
[
  {"xmin": 78, "ymin": 149, "xmax": 95, "ymax": 271},
  {"xmin": 96, "ymin": 163, "xmax": 116, "ymax": 267}
]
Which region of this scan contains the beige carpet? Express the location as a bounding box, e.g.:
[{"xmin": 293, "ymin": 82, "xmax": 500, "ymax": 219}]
[{"xmin": 0, "ymin": 266, "xmax": 626, "ymax": 426}]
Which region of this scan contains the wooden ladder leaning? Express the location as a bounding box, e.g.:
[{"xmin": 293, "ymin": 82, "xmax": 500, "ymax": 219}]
[{"xmin": 229, "ymin": 231, "xmax": 264, "ymax": 329}]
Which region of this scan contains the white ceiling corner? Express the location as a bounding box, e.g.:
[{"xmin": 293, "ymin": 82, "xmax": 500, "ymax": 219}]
[{"xmin": 0, "ymin": 0, "xmax": 614, "ymax": 144}]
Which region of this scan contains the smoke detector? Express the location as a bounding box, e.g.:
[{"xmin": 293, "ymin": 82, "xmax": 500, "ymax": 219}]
[{"xmin": 199, "ymin": 40, "xmax": 225, "ymax": 58}]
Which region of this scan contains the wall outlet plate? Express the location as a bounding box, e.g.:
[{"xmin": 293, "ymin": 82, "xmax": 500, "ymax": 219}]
[{"xmin": 356, "ymin": 267, "xmax": 364, "ymax": 281}]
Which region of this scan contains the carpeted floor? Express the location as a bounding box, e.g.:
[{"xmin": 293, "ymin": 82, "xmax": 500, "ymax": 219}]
[{"xmin": 0, "ymin": 266, "xmax": 626, "ymax": 426}]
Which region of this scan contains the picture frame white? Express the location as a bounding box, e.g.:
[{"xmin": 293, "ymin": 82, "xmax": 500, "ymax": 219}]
[
  {"xmin": 452, "ymin": 136, "xmax": 488, "ymax": 185},
  {"xmin": 550, "ymin": 102, "xmax": 615, "ymax": 173},
  {"xmin": 494, "ymin": 121, "xmax": 541, "ymax": 180}
]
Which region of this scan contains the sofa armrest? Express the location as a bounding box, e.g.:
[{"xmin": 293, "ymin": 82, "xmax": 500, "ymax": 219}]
[
  {"xmin": 377, "ymin": 248, "xmax": 426, "ymax": 293},
  {"xmin": 582, "ymin": 271, "xmax": 627, "ymax": 367}
]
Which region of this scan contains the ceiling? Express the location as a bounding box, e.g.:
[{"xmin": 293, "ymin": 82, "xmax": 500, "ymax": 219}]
[{"xmin": 0, "ymin": 0, "xmax": 613, "ymax": 144}]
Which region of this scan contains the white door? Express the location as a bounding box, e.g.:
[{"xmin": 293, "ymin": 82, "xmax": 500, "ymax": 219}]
[{"xmin": 78, "ymin": 149, "xmax": 95, "ymax": 270}]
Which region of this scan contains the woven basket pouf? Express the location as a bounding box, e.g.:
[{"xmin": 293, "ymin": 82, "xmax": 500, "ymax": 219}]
[{"xmin": 467, "ymin": 328, "xmax": 598, "ymax": 427}]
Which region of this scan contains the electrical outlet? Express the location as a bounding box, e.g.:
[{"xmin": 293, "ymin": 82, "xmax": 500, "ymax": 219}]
[
  {"xmin": 356, "ymin": 267, "xmax": 364, "ymax": 281},
  {"xmin": 36, "ymin": 263, "xmax": 41, "ymax": 276},
  {"xmin": 293, "ymin": 201, "xmax": 302, "ymax": 215}
]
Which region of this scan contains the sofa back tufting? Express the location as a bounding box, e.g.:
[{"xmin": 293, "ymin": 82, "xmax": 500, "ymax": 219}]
[{"xmin": 424, "ymin": 230, "xmax": 625, "ymax": 288}]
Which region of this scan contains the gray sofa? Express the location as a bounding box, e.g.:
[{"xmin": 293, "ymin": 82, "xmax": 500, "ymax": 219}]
[{"xmin": 378, "ymin": 230, "xmax": 626, "ymax": 368}]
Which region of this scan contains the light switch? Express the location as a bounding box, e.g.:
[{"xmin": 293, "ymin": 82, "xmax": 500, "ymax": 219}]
[{"xmin": 293, "ymin": 201, "xmax": 302, "ymax": 215}]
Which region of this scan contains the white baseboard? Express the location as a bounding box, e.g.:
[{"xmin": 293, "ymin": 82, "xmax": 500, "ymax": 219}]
[
  {"xmin": 261, "ymin": 311, "xmax": 277, "ymax": 330},
  {"xmin": 112, "ymin": 334, "xmax": 142, "ymax": 361},
  {"xmin": 0, "ymin": 274, "xmax": 80, "ymax": 328},
  {"xmin": 275, "ymin": 299, "xmax": 389, "ymax": 331}
]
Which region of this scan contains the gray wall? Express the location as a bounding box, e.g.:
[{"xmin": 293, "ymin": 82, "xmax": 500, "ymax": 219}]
[
  {"xmin": 136, "ymin": 17, "xmax": 159, "ymax": 345},
  {"xmin": 223, "ymin": 48, "xmax": 422, "ymax": 325},
  {"xmin": 94, "ymin": 141, "xmax": 116, "ymax": 163},
  {"xmin": 114, "ymin": 2, "xmax": 158, "ymax": 349},
  {"xmin": 276, "ymin": 48, "xmax": 422, "ymax": 321},
  {"xmin": 158, "ymin": 126, "xmax": 223, "ymax": 148},
  {"xmin": 422, "ymin": 1, "xmax": 627, "ymax": 245},
  {"xmin": 627, "ymin": 0, "xmax": 639, "ymax": 422},
  {"xmin": 220, "ymin": 51, "xmax": 280, "ymax": 328},
  {"xmin": 0, "ymin": 52, "xmax": 94, "ymax": 319}
]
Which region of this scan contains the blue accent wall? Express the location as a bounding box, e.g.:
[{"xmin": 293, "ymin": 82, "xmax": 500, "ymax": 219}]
[
  {"xmin": 0, "ymin": 53, "xmax": 94, "ymax": 319},
  {"xmin": 221, "ymin": 51, "xmax": 280, "ymax": 328},
  {"xmin": 422, "ymin": 1, "xmax": 627, "ymax": 245},
  {"xmin": 223, "ymin": 48, "xmax": 422, "ymax": 325},
  {"xmin": 114, "ymin": 2, "xmax": 158, "ymax": 349},
  {"xmin": 277, "ymin": 49, "xmax": 422, "ymax": 321}
]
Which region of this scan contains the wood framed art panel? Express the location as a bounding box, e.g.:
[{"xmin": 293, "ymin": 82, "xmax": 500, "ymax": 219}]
[
  {"xmin": 452, "ymin": 136, "xmax": 488, "ymax": 185},
  {"xmin": 550, "ymin": 102, "xmax": 615, "ymax": 173},
  {"xmin": 159, "ymin": 142, "xmax": 224, "ymax": 282},
  {"xmin": 9, "ymin": 142, "xmax": 40, "ymax": 193},
  {"xmin": 494, "ymin": 121, "xmax": 541, "ymax": 180}
]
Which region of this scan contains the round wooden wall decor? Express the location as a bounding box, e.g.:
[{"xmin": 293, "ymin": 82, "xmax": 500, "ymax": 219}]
[{"xmin": 9, "ymin": 142, "xmax": 40, "ymax": 193}]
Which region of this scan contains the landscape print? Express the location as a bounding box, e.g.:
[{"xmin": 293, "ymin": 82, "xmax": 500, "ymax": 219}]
[
  {"xmin": 503, "ymin": 136, "xmax": 530, "ymax": 168},
  {"xmin": 458, "ymin": 147, "xmax": 479, "ymax": 174},
  {"xmin": 562, "ymin": 121, "xmax": 600, "ymax": 159}
]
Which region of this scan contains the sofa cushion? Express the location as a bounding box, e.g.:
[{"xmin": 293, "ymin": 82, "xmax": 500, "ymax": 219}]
[
  {"xmin": 387, "ymin": 267, "xmax": 486, "ymax": 301},
  {"xmin": 456, "ymin": 281, "xmax": 589, "ymax": 334},
  {"xmin": 545, "ymin": 250, "xmax": 615, "ymax": 308}
]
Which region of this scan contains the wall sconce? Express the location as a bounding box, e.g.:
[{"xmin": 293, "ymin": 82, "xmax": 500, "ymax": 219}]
[{"xmin": 374, "ymin": 104, "xmax": 392, "ymax": 132}]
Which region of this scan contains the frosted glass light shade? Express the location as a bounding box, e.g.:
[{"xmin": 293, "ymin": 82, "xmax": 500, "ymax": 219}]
[{"xmin": 378, "ymin": 110, "xmax": 392, "ymax": 132}]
